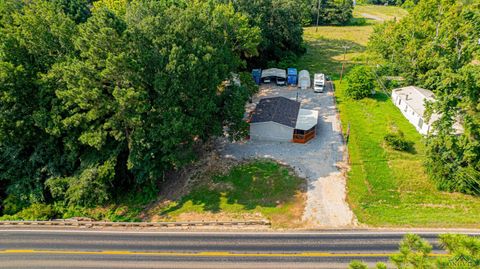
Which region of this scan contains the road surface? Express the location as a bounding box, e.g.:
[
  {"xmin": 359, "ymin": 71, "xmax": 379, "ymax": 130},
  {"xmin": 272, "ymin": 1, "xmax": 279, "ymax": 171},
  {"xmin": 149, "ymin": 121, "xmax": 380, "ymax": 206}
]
[{"xmin": 1, "ymin": 229, "xmax": 475, "ymax": 269}]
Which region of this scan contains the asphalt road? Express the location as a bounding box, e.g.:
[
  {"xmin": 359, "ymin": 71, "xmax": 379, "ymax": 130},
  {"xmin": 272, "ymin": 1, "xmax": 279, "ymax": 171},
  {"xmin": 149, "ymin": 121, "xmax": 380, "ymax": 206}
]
[{"xmin": 0, "ymin": 229, "xmax": 476, "ymax": 269}]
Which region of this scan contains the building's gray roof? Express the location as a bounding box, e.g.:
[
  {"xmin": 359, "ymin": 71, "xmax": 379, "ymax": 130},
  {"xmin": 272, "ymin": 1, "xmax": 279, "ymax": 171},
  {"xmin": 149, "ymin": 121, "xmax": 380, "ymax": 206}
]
[{"xmin": 250, "ymin": 97, "xmax": 300, "ymax": 128}]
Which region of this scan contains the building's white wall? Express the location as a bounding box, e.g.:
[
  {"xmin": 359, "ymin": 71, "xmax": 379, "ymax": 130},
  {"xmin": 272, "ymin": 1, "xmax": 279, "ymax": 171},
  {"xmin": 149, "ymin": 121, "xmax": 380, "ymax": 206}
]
[
  {"xmin": 392, "ymin": 91, "xmax": 431, "ymax": 135},
  {"xmin": 250, "ymin": 121, "xmax": 293, "ymax": 142}
]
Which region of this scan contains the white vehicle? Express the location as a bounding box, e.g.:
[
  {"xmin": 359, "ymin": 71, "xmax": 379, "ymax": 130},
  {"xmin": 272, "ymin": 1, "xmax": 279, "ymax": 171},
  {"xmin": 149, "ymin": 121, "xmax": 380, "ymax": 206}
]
[
  {"xmin": 276, "ymin": 77, "xmax": 286, "ymax": 86},
  {"xmin": 313, "ymin": 73, "xmax": 325, "ymax": 93}
]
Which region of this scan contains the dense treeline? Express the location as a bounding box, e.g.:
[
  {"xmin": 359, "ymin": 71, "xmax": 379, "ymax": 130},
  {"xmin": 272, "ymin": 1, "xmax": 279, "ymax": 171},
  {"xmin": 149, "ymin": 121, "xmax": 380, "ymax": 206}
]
[
  {"xmin": 359, "ymin": 0, "xmax": 419, "ymax": 7},
  {"xmin": 220, "ymin": 0, "xmax": 305, "ymax": 67},
  {"xmin": 0, "ymin": 0, "xmax": 307, "ymax": 217},
  {"xmin": 369, "ymin": 0, "xmax": 480, "ymax": 195},
  {"xmin": 301, "ymin": 0, "xmax": 354, "ymax": 26}
]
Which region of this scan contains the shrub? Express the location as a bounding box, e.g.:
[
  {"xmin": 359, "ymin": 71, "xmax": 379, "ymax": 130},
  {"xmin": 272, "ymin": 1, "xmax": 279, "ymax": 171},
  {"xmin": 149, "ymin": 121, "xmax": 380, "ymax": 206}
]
[
  {"xmin": 384, "ymin": 131, "xmax": 413, "ymax": 152},
  {"xmin": 345, "ymin": 66, "xmax": 376, "ymax": 100},
  {"xmin": 16, "ymin": 203, "xmax": 56, "ymax": 221}
]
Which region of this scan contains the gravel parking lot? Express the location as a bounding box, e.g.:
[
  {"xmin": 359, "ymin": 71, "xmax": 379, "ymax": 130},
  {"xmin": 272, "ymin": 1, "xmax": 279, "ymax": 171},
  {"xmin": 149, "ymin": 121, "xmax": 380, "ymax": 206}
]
[{"xmin": 218, "ymin": 83, "xmax": 357, "ymax": 227}]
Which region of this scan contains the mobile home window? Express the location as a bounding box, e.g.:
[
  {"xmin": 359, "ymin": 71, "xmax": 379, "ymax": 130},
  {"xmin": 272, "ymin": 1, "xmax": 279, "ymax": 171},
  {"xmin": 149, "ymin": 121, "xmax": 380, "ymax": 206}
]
[{"xmin": 418, "ymin": 118, "xmax": 423, "ymax": 129}]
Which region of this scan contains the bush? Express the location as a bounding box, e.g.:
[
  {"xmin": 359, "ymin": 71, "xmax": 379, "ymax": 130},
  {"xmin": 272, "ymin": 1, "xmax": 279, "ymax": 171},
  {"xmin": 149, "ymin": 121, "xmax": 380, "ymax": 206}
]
[
  {"xmin": 345, "ymin": 66, "xmax": 376, "ymax": 100},
  {"xmin": 16, "ymin": 203, "xmax": 56, "ymax": 221},
  {"xmin": 384, "ymin": 131, "xmax": 413, "ymax": 152},
  {"xmin": 347, "ymin": 17, "xmax": 368, "ymax": 26}
]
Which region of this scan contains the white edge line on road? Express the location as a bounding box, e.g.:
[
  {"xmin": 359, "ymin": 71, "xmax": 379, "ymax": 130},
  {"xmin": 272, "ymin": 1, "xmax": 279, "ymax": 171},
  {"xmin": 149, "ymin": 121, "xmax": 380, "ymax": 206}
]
[{"xmin": 0, "ymin": 229, "xmax": 480, "ymax": 236}]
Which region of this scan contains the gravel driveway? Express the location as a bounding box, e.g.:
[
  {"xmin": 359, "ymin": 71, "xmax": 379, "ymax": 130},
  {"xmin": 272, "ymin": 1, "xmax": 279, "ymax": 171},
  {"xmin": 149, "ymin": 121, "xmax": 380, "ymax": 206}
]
[{"xmin": 218, "ymin": 83, "xmax": 357, "ymax": 227}]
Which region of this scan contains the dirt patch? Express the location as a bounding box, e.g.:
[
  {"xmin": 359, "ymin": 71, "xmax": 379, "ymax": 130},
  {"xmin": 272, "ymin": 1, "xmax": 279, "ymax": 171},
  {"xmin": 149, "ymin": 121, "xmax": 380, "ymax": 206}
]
[{"xmin": 139, "ymin": 144, "xmax": 241, "ymax": 221}]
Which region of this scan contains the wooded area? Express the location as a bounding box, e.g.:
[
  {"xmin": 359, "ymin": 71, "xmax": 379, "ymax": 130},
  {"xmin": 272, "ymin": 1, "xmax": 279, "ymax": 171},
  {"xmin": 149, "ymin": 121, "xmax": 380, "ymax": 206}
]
[
  {"xmin": 0, "ymin": 0, "xmax": 305, "ymax": 216},
  {"xmin": 369, "ymin": 0, "xmax": 480, "ymax": 195}
]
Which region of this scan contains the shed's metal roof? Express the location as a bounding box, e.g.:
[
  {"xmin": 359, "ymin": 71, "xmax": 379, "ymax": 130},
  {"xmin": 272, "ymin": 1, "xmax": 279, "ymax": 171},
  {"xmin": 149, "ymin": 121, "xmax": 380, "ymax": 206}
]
[
  {"xmin": 261, "ymin": 68, "xmax": 287, "ymax": 79},
  {"xmin": 250, "ymin": 97, "xmax": 300, "ymax": 128},
  {"xmin": 295, "ymin": 109, "xmax": 319, "ymax": 131}
]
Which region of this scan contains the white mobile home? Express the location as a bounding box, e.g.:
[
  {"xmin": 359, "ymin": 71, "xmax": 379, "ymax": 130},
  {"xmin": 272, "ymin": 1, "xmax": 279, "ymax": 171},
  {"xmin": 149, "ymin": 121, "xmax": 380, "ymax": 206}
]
[
  {"xmin": 392, "ymin": 86, "xmax": 436, "ymax": 135},
  {"xmin": 392, "ymin": 86, "xmax": 463, "ymax": 135}
]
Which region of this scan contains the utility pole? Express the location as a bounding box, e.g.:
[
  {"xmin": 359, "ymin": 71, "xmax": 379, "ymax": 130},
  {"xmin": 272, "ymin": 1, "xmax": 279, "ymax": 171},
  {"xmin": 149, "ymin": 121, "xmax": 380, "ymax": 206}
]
[
  {"xmin": 315, "ymin": 0, "xmax": 321, "ymax": 32},
  {"xmin": 339, "ymin": 45, "xmax": 349, "ymax": 83}
]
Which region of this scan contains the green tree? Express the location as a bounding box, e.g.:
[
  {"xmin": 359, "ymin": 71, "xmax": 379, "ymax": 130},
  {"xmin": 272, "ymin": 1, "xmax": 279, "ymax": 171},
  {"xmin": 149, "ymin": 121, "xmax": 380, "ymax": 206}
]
[
  {"xmin": 1, "ymin": 0, "xmax": 261, "ymax": 212},
  {"xmin": 224, "ymin": 0, "xmax": 305, "ymax": 67},
  {"xmin": 369, "ymin": 0, "xmax": 480, "ymax": 195},
  {"xmin": 43, "ymin": 0, "xmax": 261, "ymax": 206},
  {"xmin": 349, "ymin": 234, "xmax": 480, "ymax": 269},
  {"xmin": 345, "ymin": 66, "xmax": 376, "ymax": 100},
  {"xmin": 391, "ymin": 234, "xmax": 435, "ymax": 269},
  {"xmin": 50, "ymin": 0, "xmax": 94, "ymax": 23},
  {"xmin": 0, "ymin": 0, "xmax": 77, "ymax": 212}
]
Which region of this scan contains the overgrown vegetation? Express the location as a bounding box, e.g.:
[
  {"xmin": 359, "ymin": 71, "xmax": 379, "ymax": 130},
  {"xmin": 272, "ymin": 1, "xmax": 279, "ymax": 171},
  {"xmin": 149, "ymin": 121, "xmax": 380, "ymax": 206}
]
[
  {"xmin": 369, "ymin": 0, "xmax": 480, "ymax": 195},
  {"xmin": 384, "ymin": 130, "xmax": 414, "ymax": 152},
  {"xmin": 345, "ymin": 65, "xmax": 376, "ymax": 99},
  {"xmin": 0, "ymin": 0, "xmax": 306, "ymax": 219},
  {"xmin": 300, "ymin": 0, "xmax": 354, "ymax": 26},
  {"xmin": 151, "ymin": 161, "xmax": 306, "ymax": 228},
  {"xmin": 350, "ymin": 233, "xmax": 480, "ymax": 269}
]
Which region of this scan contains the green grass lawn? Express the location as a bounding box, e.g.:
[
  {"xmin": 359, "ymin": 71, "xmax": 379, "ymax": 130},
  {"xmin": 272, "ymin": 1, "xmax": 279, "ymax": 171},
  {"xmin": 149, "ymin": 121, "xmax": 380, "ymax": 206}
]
[
  {"xmin": 151, "ymin": 161, "xmax": 306, "ymax": 228},
  {"xmin": 336, "ymin": 85, "xmax": 480, "ymax": 227},
  {"xmin": 297, "ymin": 5, "xmax": 480, "ymax": 227}
]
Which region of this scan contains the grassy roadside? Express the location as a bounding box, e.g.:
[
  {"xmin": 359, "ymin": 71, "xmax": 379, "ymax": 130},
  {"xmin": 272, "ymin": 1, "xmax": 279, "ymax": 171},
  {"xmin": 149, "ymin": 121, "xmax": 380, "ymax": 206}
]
[
  {"xmin": 336, "ymin": 84, "xmax": 480, "ymax": 227},
  {"xmin": 148, "ymin": 161, "xmax": 306, "ymax": 228},
  {"xmin": 0, "ymin": 160, "xmax": 306, "ymax": 228},
  {"xmin": 297, "ymin": 5, "xmax": 480, "ymax": 227}
]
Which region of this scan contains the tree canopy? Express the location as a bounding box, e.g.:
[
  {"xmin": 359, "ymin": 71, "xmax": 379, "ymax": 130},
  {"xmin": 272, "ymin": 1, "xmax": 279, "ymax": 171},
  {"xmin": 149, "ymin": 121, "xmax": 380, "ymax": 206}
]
[
  {"xmin": 0, "ymin": 0, "xmax": 266, "ymax": 214},
  {"xmin": 369, "ymin": 0, "xmax": 480, "ymax": 195}
]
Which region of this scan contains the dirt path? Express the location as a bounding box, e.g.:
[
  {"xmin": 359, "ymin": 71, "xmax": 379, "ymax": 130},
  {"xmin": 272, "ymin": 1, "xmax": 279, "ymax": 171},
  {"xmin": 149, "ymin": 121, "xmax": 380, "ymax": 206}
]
[
  {"xmin": 219, "ymin": 84, "xmax": 357, "ymax": 228},
  {"xmin": 360, "ymin": 13, "xmax": 385, "ymax": 21}
]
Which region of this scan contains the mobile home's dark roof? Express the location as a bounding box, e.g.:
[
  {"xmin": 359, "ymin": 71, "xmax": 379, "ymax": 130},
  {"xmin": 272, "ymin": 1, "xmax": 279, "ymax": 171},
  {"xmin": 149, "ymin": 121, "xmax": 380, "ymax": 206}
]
[{"xmin": 250, "ymin": 97, "xmax": 300, "ymax": 128}]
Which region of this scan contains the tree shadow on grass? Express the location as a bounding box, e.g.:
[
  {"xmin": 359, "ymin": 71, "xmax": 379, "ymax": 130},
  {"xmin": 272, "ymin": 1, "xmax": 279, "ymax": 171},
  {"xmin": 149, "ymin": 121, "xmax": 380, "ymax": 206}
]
[
  {"xmin": 297, "ymin": 38, "xmax": 366, "ymax": 78},
  {"xmin": 371, "ymin": 92, "xmax": 390, "ymax": 102},
  {"xmin": 158, "ymin": 161, "xmax": 304, "ymax": 216},
  {"xmin": 159, "ymin": 187, "xmax": 222, "ymax": 215}
]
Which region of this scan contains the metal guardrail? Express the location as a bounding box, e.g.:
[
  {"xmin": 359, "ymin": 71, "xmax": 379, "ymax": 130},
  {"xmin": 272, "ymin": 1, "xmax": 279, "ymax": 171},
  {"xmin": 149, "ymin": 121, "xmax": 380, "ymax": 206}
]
[{"xmin": 0, "ymin": 220, "xmax": 270, "ymax": 228}]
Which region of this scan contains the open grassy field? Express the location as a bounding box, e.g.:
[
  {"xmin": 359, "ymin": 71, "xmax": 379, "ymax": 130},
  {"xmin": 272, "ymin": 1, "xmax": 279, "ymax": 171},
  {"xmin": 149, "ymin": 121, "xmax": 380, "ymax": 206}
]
[
  {"xmin": 297, "ymin": 5, "xmax": 480, "ymax": 227},
  {"xmin": 149, "ymin": 161, "xmax": 306, "ymax": 228}
]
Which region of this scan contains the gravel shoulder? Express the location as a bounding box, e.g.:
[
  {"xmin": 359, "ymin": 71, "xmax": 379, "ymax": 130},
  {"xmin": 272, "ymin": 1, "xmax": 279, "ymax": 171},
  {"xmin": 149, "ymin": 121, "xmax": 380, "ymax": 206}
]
[{"xmin": 218, "ymin": 83, "xmax": 357, "ymax": 228}]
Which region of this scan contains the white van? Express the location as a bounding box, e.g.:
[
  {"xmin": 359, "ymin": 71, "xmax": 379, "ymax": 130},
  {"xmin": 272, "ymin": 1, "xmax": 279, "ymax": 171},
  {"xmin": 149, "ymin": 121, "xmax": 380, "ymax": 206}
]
[{"xmin": 314, "ymin": 73, "xmax": 325, "ymax": 93}]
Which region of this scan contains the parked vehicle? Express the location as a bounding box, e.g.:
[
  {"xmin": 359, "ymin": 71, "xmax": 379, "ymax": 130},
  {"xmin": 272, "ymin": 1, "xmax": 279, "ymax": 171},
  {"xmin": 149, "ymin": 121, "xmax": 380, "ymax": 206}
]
[
  {"xmin": 314, "ymin": 73, "xmax": 325, "ymax": 93},
  {"xmin": 261, "ymin": 68, "xmax": 286, "ymax": 85}
]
